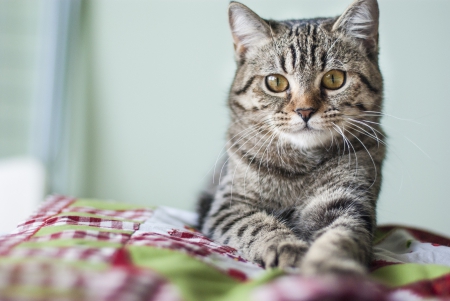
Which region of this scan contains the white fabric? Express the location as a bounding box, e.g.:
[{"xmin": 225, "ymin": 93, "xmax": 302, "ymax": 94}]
[{"xmin": 373, "ymin": 229, "xmax": 450, "ymax": 266}]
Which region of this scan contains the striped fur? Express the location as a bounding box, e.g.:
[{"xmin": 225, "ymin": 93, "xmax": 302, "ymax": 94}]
[{"xmin": 198, "ymin": 0, "xmax": 385, "ymax": 276}]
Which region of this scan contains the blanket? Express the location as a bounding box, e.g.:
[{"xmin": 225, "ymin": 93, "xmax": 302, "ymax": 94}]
[{"xmin": 0, "ymin": 195, "xmax": 449, "ymax": 301}]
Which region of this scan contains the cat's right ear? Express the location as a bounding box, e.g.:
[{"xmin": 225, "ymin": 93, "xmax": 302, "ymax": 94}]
[
  {"xmin": 228, "ymin": 2, "xmax": 272, "ymax": 58},
  {"xmin": 332, "ymin": 0, "xmax": 379, "ymax": 53}
]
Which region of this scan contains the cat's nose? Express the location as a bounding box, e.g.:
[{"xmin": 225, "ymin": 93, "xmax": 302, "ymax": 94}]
[{"xmin": 295, "ymin": 108, "xmax": 316, "ymax": 123}]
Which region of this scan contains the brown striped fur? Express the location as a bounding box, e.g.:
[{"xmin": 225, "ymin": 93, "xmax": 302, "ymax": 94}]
[{"xmin": 197, "ymin": 0, "xmax": 385, "ymax": 275}]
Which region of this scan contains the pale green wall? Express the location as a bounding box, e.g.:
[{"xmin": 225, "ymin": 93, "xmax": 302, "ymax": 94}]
[
  {"xmin": 0, "ymin": 1, "xmax": 41, "ymax": 158},
  {"xmin": 81, "ymin": 0, "xmax": 450, "ymax": 235}
]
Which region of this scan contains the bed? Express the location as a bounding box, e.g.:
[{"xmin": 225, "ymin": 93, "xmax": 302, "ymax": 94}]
[{"xmin": 0, "ymin": 195, "xmax": 449, "ymax": 301}]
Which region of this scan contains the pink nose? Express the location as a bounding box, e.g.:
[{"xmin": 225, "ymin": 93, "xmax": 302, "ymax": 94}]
[{"xmin": 295, "ymin": 108, "xmax": 316, "ymax": 122}]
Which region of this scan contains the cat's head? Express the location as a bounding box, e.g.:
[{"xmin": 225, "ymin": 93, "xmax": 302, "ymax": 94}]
[{"xmin": 228, "ymin": 0, "xmax": 382, "ymax": 150}]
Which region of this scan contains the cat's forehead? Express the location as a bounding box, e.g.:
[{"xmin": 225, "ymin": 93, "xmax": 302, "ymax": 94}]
[
  {"xmin": 281, "ymin": 18, "xmax": 333, "ymax": 31},
  {"xmin": 277, "ymin": 18, "xmax": 334, "ymax": 38},
  {"xmin": 250, "ymin": 18, "xmax": 361, "ymax": 76},
  {"xmin": 255, "ymin": 23, "xmax": 330, "ymax": 59}
]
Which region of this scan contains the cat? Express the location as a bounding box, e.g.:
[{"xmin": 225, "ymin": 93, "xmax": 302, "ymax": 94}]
[{"xmin": 197, "ymin": 0, "xmax": 385, "ymax": 276}]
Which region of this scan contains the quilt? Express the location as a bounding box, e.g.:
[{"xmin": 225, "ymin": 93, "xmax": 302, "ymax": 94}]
[{"xmin": 0, "ymin": 195, "xmax": 449, "ymax": 301}]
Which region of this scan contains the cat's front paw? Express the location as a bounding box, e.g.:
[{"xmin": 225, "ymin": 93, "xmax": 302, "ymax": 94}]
[
  {"xmin": 300, "ymin": 258, "xmax": 366, "ymax": 277},
  {"xmin": 262, "ymin": 240, "xmax": 308, "ymax": 270}
]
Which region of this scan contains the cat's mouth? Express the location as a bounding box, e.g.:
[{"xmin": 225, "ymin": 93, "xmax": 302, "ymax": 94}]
[
  {"xmin": 286, "ymin": 121, "xmax": 318, "ymax": 133},
  {"xmin": 280, "ymin": 125, "xmax": 330, "ymax": 149},
  {"xmin": 287, "ymin": 127, "xmax": 318, "ymax": 137},
  {"xmin": 298, "ymin": 123, "xmax": 318, "ymax": 133},
  {"xmin": 303, "ymin": 124, "xmax": 313, "ymax": 130}
]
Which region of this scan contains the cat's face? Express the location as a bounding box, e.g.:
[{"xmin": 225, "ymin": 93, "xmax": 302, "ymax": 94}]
[{"xmin": 228, "ymin": 0, "xmax": 382, "ymax": 150}]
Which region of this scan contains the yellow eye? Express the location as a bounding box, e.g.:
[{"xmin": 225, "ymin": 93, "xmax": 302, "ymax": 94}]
[
  {"xmin": 321, "ymin": 70, "xmax": 346, "ymax": 90},
  {"xmin": 265, "ymin": 74, "xmax": 289, "ymax": 93}
]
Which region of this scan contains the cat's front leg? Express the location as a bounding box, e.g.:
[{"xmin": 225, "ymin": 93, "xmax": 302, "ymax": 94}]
[
  {"xmin": 261, "ymin": 237, "xmax": 309, "ymax": 269},
  {"xmin": 202, "ymin": 200, "xmax": 309, "ymax": 269},
  {"xmin": 295, "ymin": 192, "xmax": 375, "ymax": 276},
  {"xmin": 300, "ymin": 226, "xmax": 368, "ymax": 276}
]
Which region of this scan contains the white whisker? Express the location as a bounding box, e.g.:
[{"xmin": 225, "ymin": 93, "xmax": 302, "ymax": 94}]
[
  {"xmin": 344, "ymin": 128, "xmax": 378, "ymax": 188},
  {"xmin": 212, "ymin": 125, "xmax": 259, "ymax": 183},
  {"xmin": 362, "ymin": 111, "xmax": 422, "ymax": 125},
  {"xmin": 404, "ymin": 136, "xmax": 431, "ymax": 160}
]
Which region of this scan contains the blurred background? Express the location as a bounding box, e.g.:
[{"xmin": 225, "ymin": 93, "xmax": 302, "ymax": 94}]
[{"xmin": 0, "ymin": 0, "xmax": 449, "ymax": 235}]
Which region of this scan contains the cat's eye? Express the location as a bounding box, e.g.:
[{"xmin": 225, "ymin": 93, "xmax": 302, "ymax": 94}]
[
  {"xmin": 265, "ymin": 74, "xmax": 289, "ymax": 93},
  {"xmin": 321, "ymin": 70, "xmax": 346, "ymax": 90}
]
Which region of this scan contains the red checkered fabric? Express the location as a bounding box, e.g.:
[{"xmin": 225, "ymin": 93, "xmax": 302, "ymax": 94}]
[
  {"xmin": 44, "ymin": 216, "xmax": 140, "ymax": 231},
  {"xmin": 0, "ymin": 230, "xmax": 36, "ymax": 255},
  {"xmin": 7, "ymin": 247, "xmax": 117, "ymax": 263},
  {"xmin": 26, "ymin": 195, "xmax": 76, "ymax": 221},
  {"xmin": 251, "ymin": 275, "xmax": 388, "ymax": 301},
  {"xmin": 0, "ymin": 262, "xmax": 182, "ymax": 301},
  {"xmin": 129, "ymin": 230, "xmax": 248, "ymax": 262},
  {"xmin": 12, "ymin": 196, "xmax": 76, "ymax": 234},
  {"xmin": 14, "ymin": 217, "xmax": 47, "ymax": 233},
  {"xmin": 0, "ymin": 195, "xmax": 185, "ymax": 300},
  {"xmin": 28, "ymin": 230, "xmax": 132, "ymax": 244},
  {"xmin": 3, "ymin": 195, "xmax": 77, "ymax": 255},
  {"xmin": 62, "ymin": 207, "xmax": 153, "ymax": 222}
]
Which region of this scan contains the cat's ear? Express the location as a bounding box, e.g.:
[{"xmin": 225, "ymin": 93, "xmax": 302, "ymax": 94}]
[
  {"xmin": 228, "ymin": 2, "xmax": 272, "ymax": 57},
  {"xmin": 332, "ymin": 0, "xmax": 379, "ymax": 51}
]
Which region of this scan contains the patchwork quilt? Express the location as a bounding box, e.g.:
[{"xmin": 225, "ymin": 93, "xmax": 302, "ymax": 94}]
[{"xmin": 0, "ymin": 195, "xmax": 449, "ymax": 301}]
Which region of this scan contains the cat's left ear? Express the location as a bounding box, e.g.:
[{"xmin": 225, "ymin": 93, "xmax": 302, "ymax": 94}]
[{"xmin": 332, "ymin": 0, "xmax": 379, "ymax": 52}]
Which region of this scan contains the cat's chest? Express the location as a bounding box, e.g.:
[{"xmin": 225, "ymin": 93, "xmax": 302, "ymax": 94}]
[
  {"xmin": 225, "ymin": 164, "xmax": 320, "ymax": 208},
  {"xmin": 255, "ymin": 172, "xmax": 318, "ymax": 208}
]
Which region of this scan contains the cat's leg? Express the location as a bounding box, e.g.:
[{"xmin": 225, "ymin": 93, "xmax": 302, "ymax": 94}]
[
  {"xmin": 295, "ymin": 192, "xmax": 375, "ymax": 275},
  {"xmin": 202, "ymin": 199, "xmax": 309, "ymax": 269},
  {"xmin": 301, "ymin": 226, "xmax": 369, "ymax": 275}
]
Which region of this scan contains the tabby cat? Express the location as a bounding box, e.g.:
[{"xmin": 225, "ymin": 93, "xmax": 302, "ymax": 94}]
[{"xmin": 197, "ymin": 0, "xmax": 385, "ymax": 276}]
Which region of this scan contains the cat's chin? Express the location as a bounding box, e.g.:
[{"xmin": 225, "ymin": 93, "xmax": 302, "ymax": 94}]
[{"xmin": 280, "ymin": 130, "xmax": 333, "ymax": 150}]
